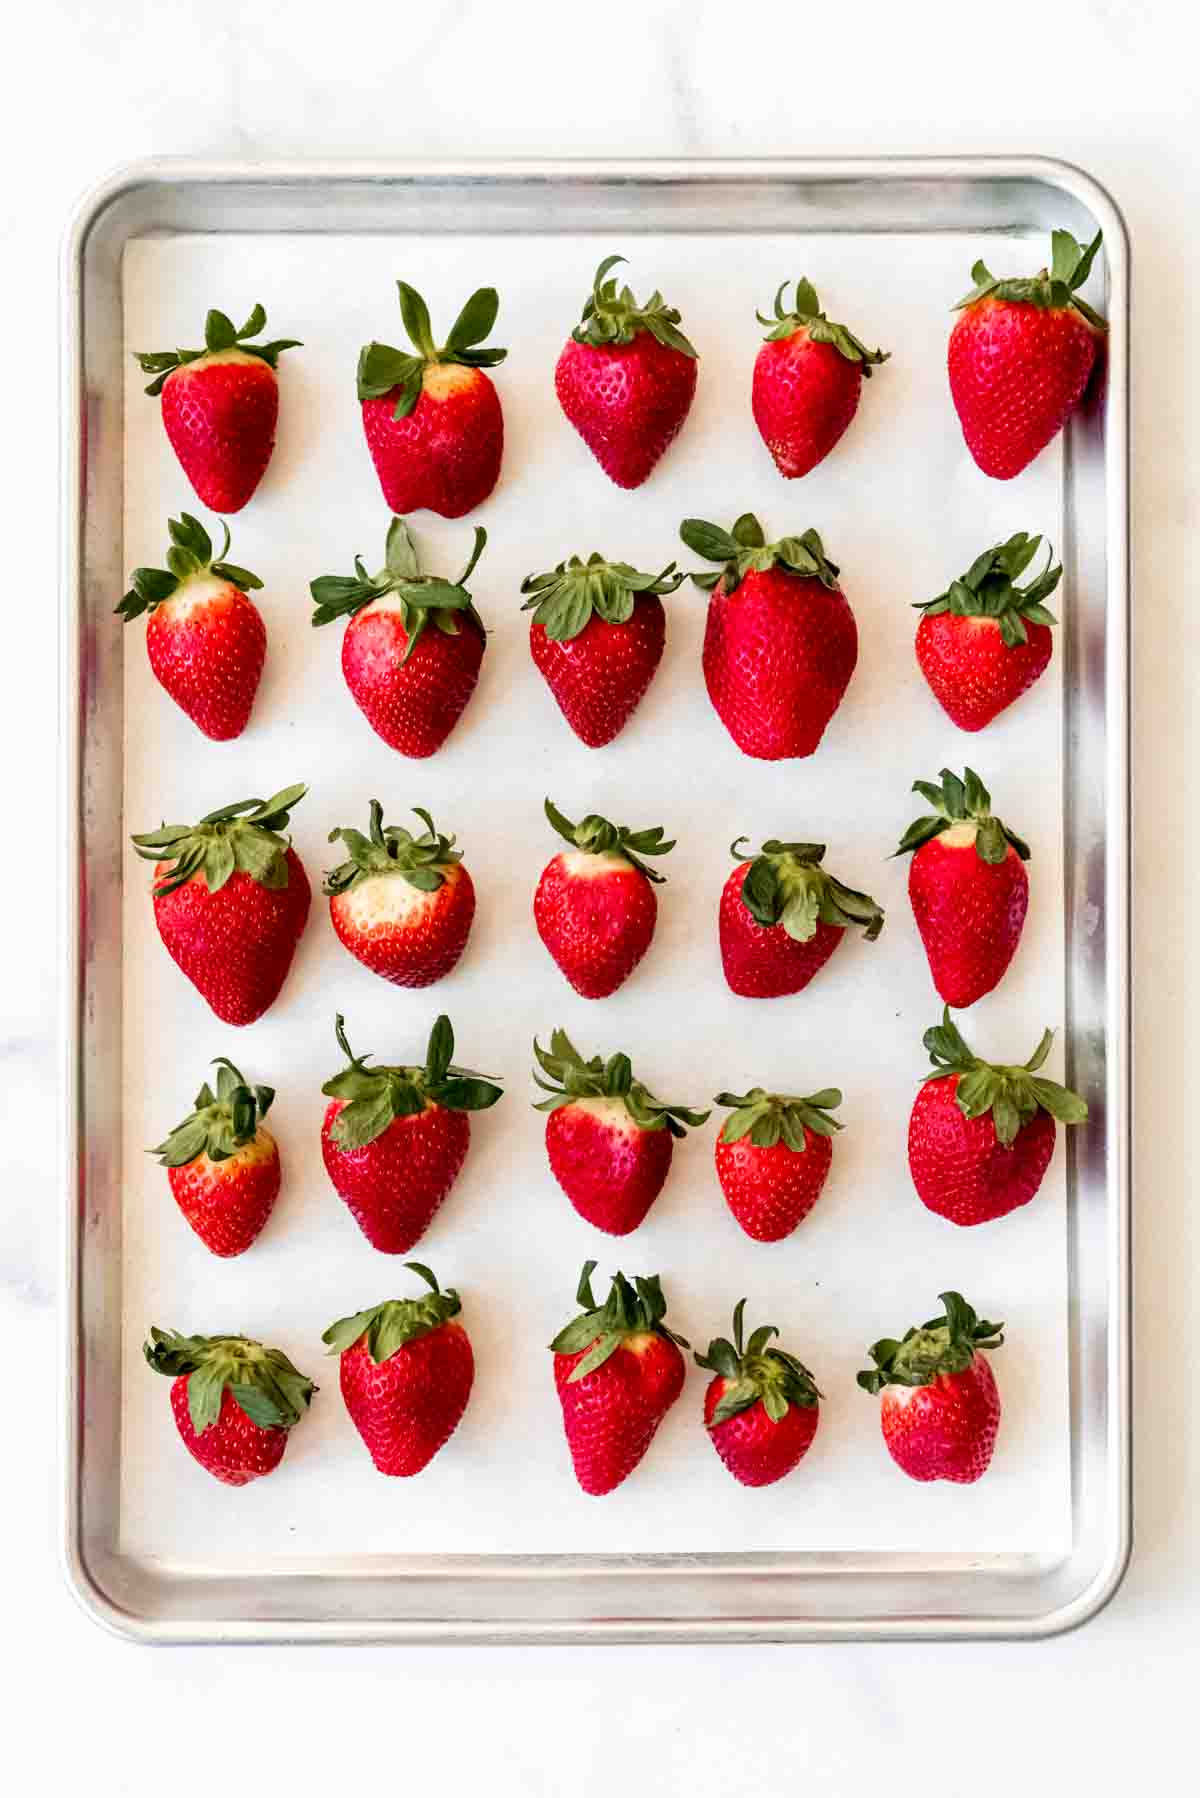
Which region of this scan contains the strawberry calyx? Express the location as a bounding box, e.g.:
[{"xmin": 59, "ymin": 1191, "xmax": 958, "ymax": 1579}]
[
  {"xmin": 713, "ymin": 1086, "xmax": 842, "ymax": 1150},
  {"xmin": 895, "ymin": 768, "xmax": 1030, "ymax": 867},
  {"xmin": 549, "ymin": 1260, "xmax": 688, "ymax": 1383},
  {"xmin": 696, "ymin": 1298, "xmax": 820, "ymax": 1424},
  {"xmin": 143, "ymin": 1327, "xmax": 315, "ymax": 1436},
  {"xmin": 520, "ymin": 553, "xmax": 683, "ymax": 642},
  {"xmin": 953, "ymin": 228, "xmax": 1106, "ymax": 329},
  {"xmin": 322, "ymin": 1262, "xmax": 463, "ymax": 1363},
  {"xmin": 857, "ymin": 1291, "xmax": 1004, "ymax": 1394},
  {"xmin": 680, "ymin": 513, "xmax": 839, "ymax": 596},
  {"xmin": 731, "ymin": 837, "xmax": 884, "ymax": 943},
  {"xmin": 570, "ymin": 255, "xmax": 698, "ymax": 358},
  {"xmin": 357, "ymin": 281, "xmax": 507, "ymax": 419},
  {"xmin": 322, "ymin": 1012, "xmax": 503, "ymax": 1152},
  {"xmin": 153, "ymin": 1057, "xmax": 274, "ymax": 1168},
  {"xmin": 544, "ymin": 797, "xmax": 675, "ymax": 885},
  {"xmin": 131, "ymin": 784, "xmax": 307, "ymax": 898},
  {"xmin": 921, "ymin": 1007, "xmax": 1088, "ymax": 1147},
  {"xmin": 310, "ymin": 515, "xmax": 486, "ymax": 665},
  {"xmin": 323, "ymin": 802, "xmax": 463, "ymax": 898},
  {"xmin": 533, "ymin": 1028, "xmax": 709, "ymax": 1138},
  {"xmin": 913, "ymin": 533, "xmax": 1062, "ymax": 648},
  {"xmin": 135, "ymin": 303, "xmax": 302, "ymax": 396},
  {"xmin": 757, "ymin": 277, "xmax": 889, "ymax": 373},
  {"xmin": 116, "ymin": 512, "xmax": 263, "ymax": 621}
]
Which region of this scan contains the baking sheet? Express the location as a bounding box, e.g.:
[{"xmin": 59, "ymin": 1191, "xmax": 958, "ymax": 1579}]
[{"xmin": 119, "ymin": 228, "xmax": 1071, "ymax": 1564}]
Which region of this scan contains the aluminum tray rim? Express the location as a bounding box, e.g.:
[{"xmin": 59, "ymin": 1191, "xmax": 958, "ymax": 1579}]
[{"xmin": 61, "ymin": 155, "xmax": 1130, "ymax": 1644}]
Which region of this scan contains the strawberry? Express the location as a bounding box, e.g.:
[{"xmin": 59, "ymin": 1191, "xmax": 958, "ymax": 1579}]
[
  {"xmin": 116, "ymin": 512, "xmax": 267, "ymax": 740},
  {"xmin": 550, "ymin": 1262, "xmax": 688, "ymax": 1495},
  {"xmin": 858, "ymin": 1291, "xmax": 1004, "ymax": 1484},
  {"xmin": 320, "ymin": 1013, "xmax": 503, "ymax": 1253},
  {"xmin": 948, "ymin": 229, "xmax": 1105, "ymax": 479},
  {"xmin": 532, "ymin": 1030, "xmax": 709, "ymax": 1236},
  {"xmin": 682, "ymin": 514, "xmax": 857, "ymax": 759},
  {"xmin": 909, "ymin": 1009, "xmax": 1088, "ymax": 1226},
  {"xmin": 895, "ymin": 768, "xmax": 1030, "ymax": 1007},
  {"xmin": 555, "ymin": 255, "xmax": 698, "ymax": 489},
  {"xmin": 712, "ymin": 1087, "xmax": 841, "ymax": 1241},
  {"xmin": 520, "ymin": 553, "xmax": 683, "ymax": 747},
  {"xmin": 325, "ymin": 802, "xmax": 476, "ymax": 988},
  {"xmin": 143, "ymin": 1326, "xmax": 314, "ymax": 1487},
  {"xmin": 323, "ymin": 1263, "xmax": 474, "ymax": 1477},
  {"xmin": 695, "ymin": 1299, "xmax": 821, "ymax": 1486},
  {"xmin": 914, "ymin": 533, "xmax": 1062, "ymax": 731},
  {"xmin": 752, "ymin": 277, "xmax": 888, "ymax": 478},
  {"xmin": 719, "ymin": 836, "xmax": 883, "ymax": 1000},
  {"xmin": 534, "ymin": 799, "xmax": 673, "ymax": 998},
  {"xmin": 153, "ymin": 1056, "xmax": 280, "ymax": 1257},
  {"xmin": 311, "ymin": 515, "xmax": 487, "ymax": 757},
  {"xmin": 131, "ymin": 785, "xmax": 311, "ymax": 1026},
  {"xmin": 357, "ymin": 281, "xmax": 506, "ymax": 517},
  {"xmin": 134, "ymin": 304, "xmax": 300, "ymax": 513}
]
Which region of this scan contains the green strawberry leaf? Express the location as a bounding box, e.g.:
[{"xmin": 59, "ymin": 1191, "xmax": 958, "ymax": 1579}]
[
  {"xmin": 571, "ymin": 255, "xmax": 697, "ymax": 355},
  {"xmin": 918, "ymin": 1007, "xmax": 1087, "ymax": 1144},
  {"xmin": 894, "ymin": 767, "xmax": 1031, "ymax": 866},
  {"xmin": 549, "ymin": 1265, "xmax": 686, "ymax": 1377},
  {"xmin": 697, "ymin": 1299, "xmax": 820, "ymax": 1420},
  {"xmin": 857, "ymin": 1292, "xmax": 1002, "ymax": 1392}
]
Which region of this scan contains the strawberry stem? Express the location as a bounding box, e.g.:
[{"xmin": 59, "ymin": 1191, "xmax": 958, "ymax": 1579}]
[{"xmin": 857, "ymin": 1293, "xmax": 1003, "ymax": 1394}]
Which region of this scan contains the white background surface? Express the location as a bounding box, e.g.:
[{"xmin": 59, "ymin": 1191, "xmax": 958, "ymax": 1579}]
[
  {"xmin": 121, "ymin": 228, "xmax": 1069, "ymax": 1561},
  {"xmin": 2, "ymin": 0, "xmax": 1195, "ymax": 1791}
]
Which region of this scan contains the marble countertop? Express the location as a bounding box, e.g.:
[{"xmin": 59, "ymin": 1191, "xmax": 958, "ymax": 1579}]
[{"xmin": 4, "ymin": 1, "xmax": 1195, "ymax": 1791}]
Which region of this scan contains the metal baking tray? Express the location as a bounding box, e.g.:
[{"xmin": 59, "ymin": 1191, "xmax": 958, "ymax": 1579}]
[{"xmin": 61, "ymin": 157, "xmax": 1130, "ymax": 1643}]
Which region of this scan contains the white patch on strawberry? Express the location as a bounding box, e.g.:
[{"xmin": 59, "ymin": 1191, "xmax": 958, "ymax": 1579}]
[
  {"xmin": 170, "ymin": 347, "xmax": 272, "ymax": 378},
  {"xmin": 158, "ymin": 572, "xmax": 238, "ymax": 622},
  {"xmin": 200, "ymin": 1126, "xmax": 277, "ymax": 1176},
  {"xmin": 566, "ymin": 1094, "xmax": 642, "ymax": 1137},
  {"xmin": 336, "ymin": 866, "xmax": 461, "ymax": 931},
  {"xmin": 939, "ymin": 822, "xmax": 979, "ymax": 849},
  {"xmin": 882, "ymin": 1382, "xmax": 921, "ymax": 1411},
  {"xmin": 883, "ymin": 1362, "xmax": 975, "ymax": 1408},
  {"xmin": 421, "ymin": 363, "xmax": 482, "ymax": 400},
  {"xmin": 560, "ymin": 849, "xmax": 638, "ymax": 881}
]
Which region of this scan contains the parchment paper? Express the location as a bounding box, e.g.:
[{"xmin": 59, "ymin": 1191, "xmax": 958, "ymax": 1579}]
[{"xmin": 120, "ymin": 229, "xmax": 1071, "ymax": 1561}]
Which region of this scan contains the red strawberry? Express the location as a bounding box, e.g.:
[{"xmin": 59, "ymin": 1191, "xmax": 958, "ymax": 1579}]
[
  {"xmin": 719, "ymin": 836, "xmax": 883, "ymax": 1000},
  {"xmin": 117, "ymin": 512, "xmax": 266, "ymax": 740},
  {"xmin": 896, "ymin": 768, "xmax": 1030, "ymax": 1006},
  {"xmin": 320, "ymin": 1013, "xmax": 503, "ymax": 1253},
  {"xmin": 323, "ymin": 1263, "xmax": 474, "ymax": 1477},
  {"xmin": 682, "ymin": 514, "xmax": 857, "ymax": 759},
  {"xmin": 131, "ymin": 786, "xmax": 311, "ymax": 1026},
  {"xmin": 520, "ymin": 553, "xmax": 682, "ymax": 747},
  {"xmin": 556, "ymin": 255, "xmax": 698, "ymax": 488},
  {"xmin": 914, "ymin": 533, "xmax": 1061, "ymax": 731},
  {"xmin": 311, "ymin": 516, "xmax": 487, "ymax": 757},
  {"xmin": 550, "ymin": 1262, "xmax": 688, "ymax": 1495},
  {"xmin": 143, "ymin": 1326, "xmax": 314, "ymax": 1487},
  {"xmin": 534, "ymin": 799, "xmax": 673, "ymax": 999},
  {"xmin": 696, "ymin": 1300, "xmax": 821, "ymax": 1486},
  {"xmin": 325, "ymin": 802, "xmax": 475, "ymax": 988},
  {"xmin": 909, "ymin": 1009, "xmax": 1088, "ymax": 1226},
  {"xmin": 358, "ymin": 281, "xmax": 505, "ymax": 517},
  {"xmin": 154, "ymin": 1056, "xmax": 280, "ymax": 1256},
  {"xmin": 858, "ymin": 1291, "xmax": 1004, "ymax": 1483},
  {"xmin": 712, "ymin": 1086, "xmax": 841, "ymax": 1241},
  {"xmin": 533, "ymin": 1030, "xmax": 709, "ymax": 1236},
  {"xmin": 752, "ymin": 278, "xmax": 888, "ymax": 478},
  {"xmin": 948, "ymin": 229, "xmax": 1105, "ymax": 479},
  {"xmin": 135, "ymin": 304, "xmax": 300, "ymax": 513}
]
